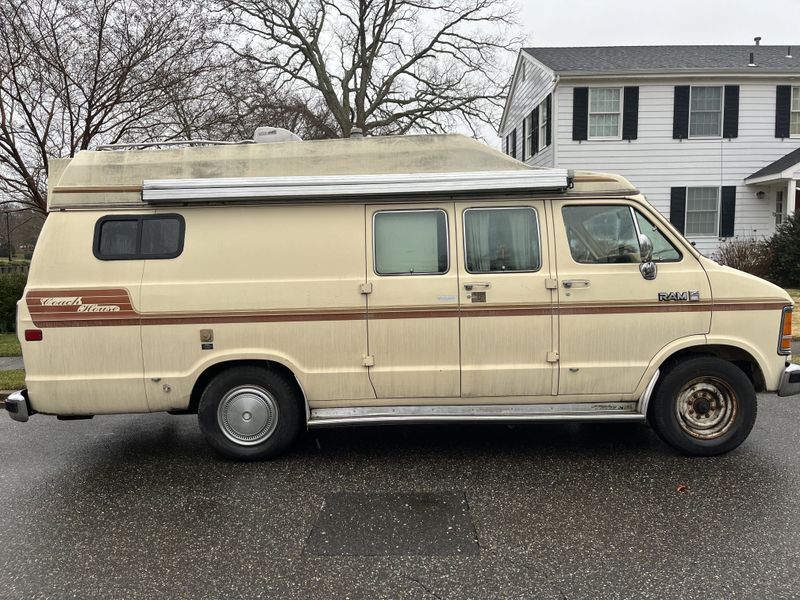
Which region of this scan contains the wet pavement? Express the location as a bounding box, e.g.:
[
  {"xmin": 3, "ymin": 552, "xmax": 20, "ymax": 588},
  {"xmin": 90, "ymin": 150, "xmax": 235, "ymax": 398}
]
[{"xmin": 1, "ymin": 393, "xmax": 799, "ymax": 599}]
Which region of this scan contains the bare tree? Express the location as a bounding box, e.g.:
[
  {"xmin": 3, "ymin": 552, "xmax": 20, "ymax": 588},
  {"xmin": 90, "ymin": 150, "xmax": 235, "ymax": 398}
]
[
  {"xmin": 0, "ymin": 0, "xmax": 221, "ymax": 212},
  {"xmin": 215, "ymin": 0, "xmax": 521, "ymax": 138}
]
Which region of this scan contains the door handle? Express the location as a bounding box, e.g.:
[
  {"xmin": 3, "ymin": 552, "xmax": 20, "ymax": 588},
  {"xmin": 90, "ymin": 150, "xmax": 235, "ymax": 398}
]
[
  {"xmin": 464, "ymin": 282, "xmax": 491, "ymax": 291},
  {"xmin": 562, "ymin": 279, "xmax": 590, "ymax": 289}
]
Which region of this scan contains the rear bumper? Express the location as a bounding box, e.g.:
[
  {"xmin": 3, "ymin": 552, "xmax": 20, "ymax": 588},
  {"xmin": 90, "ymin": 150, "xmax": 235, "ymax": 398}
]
[
  {"xmin": 3, "ymin": 389, "xmax": 33, "ymax": 422},
  {"xmin": 778, "ymin": 364, "xmax": 800, "ymax": 397}
]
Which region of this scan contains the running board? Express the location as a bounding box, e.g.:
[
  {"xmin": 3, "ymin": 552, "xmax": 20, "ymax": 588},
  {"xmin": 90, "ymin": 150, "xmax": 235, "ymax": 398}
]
[{"xmin": 307, "ymin": 402, "xmax": 644, "ymax": 427}]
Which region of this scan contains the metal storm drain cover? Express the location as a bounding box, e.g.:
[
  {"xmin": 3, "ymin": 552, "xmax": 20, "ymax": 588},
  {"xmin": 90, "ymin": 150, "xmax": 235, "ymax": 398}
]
[{"xmin": 304, "ymin": 492, "xmax": 479, "ymax": 556}]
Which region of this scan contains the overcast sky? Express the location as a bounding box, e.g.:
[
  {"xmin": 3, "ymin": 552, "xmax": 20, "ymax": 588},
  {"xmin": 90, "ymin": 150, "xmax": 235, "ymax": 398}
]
[{"xmin": 518, "ymin": 0, "xmax": 799, "ymax": 47}]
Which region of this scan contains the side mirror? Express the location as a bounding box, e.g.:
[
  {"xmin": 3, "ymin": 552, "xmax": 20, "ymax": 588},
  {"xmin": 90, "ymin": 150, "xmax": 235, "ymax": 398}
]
[{"xmin": 638, "ymin": 234, "xmax": 657, "ymax": 280}]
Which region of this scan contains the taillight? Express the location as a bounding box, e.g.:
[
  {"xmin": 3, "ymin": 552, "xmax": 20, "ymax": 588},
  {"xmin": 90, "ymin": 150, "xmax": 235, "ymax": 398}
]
[
  {"xmin": 779, "ymin": 306, "xmax": 792, "ymax": 355},
  {"xmin": 24, "ymin": 329, "xmax": 43, "ymax": 342}
]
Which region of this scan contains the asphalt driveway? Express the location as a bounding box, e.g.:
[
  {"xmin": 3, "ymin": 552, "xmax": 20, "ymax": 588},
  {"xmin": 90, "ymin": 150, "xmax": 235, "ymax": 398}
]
[{"xmin": 1, "ymin": 393, "xmax": 798, "ymax": 599}]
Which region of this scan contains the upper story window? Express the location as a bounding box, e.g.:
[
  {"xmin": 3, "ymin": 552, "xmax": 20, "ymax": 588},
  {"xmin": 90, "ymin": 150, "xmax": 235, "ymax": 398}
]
[
  {"xmin": 464, "ymin": 208, "xmax": 540, "ymax": 273},
  {"xmin": 685, "ymin": 187, "xmax": 719, "ymax": 236},
  {"xmin": 539, "ymin": 98, "xmax": 550, "ymax": 149},
  {"xmin": 94, "ymin": 214, "xmax": 185, "ymax": 260},
  {"xmin": 525, "ymin": 113, "xmax": 535, "ymax": 158},
  {"xmin": 689, "ymin": 86, "xmax": 722, "ymax": 137},
  {"xmin": 792, "ymin": 87, "xmax": 800, "ymax": 136},
  {"xmin": 373, "ymin": 210, "xmax": 448, "ymax": 275},
  {"xmin": 588, "ymin": 88, "xmax": 622, "ymax": 139}
]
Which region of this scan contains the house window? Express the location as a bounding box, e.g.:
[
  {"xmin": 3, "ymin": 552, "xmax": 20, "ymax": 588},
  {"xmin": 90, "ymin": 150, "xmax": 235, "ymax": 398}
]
[
  {"xmin": 776, "ymin": 191, "xmax": 784, "ymax": 227},
  {"xmin": 525, "ymin": 113, "xmax": 534, "ymax": 158},
  {"xmin": 685, "ymin": 187, "xmax": 720, "ymax": 236},
  {"xmin": 539, "ymin": 99, "xmax": 550, "ymax": 149},
  {"xmin": 689, "ymin": 86, "xmax": 722, "ymax": 137},
  {"xmin": 792, "ymin": 87, "xmax": 800, "ymax": 136},
  {"xmin": 510, "ymin": 128, "xmax": 517, "ymax": 159},
  {"xmin": 588, "ymin": 88, "xmax": 621, "ymax": 139}
]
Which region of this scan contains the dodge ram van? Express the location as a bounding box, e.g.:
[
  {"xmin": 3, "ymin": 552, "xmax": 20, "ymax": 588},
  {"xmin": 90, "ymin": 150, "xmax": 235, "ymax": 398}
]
[{"xmin": 4, "ymin": 133, "xmax": 799, "ymax": 459}]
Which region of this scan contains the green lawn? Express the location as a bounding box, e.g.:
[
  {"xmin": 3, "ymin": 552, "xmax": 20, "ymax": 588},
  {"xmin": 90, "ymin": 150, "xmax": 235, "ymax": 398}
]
[
  {"xmin": 0, "ymin": 333, "xmax": 21, "ymax": 356},
  {"xmin": 0, "ymin": 369, "xmax": 25, "ymax": 390}
]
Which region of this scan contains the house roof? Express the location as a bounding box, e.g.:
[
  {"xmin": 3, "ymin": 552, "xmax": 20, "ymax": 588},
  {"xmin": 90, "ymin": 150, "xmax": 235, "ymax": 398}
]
[
  {"xmin": 746, "ymin": 146, "xmax": 800, "ymax": 182},
  {"xmin": 523, "ymin": 45, "xmax": 800, "ymax": 75}
]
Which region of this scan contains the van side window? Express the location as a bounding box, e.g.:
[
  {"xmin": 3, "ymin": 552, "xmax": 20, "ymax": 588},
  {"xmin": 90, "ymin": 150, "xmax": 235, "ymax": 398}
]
[
  {"xmin": 374, "ymin": 210, "xmax": 448, "ymax": 275},
  {"xmin": 464, "ymin": 207, "xmax": 540, "ymax": 272},
  {"xmin": 633, "ymin": 211, "xmax": 682, "ymax": 262},
  {"xmin": 94, "ymin": 215, "xmax": 185, "ymax": 260},
  {"xmin": 562, "ymin": 205, "xmax": 640, "ymax": 264}
]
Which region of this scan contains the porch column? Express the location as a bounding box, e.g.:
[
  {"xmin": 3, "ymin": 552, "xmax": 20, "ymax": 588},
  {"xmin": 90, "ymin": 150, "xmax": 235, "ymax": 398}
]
[{"xmin": 788, "ymin": 179, "xmax": 796, "ymax": 217}]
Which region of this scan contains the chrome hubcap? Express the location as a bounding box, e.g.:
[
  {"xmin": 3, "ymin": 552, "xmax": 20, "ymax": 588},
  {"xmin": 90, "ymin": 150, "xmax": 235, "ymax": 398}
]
[
  {"xmin": 675, "ymin": 377, "xmax": 737, "ymax": 440},
  {"xmin": 217, "ymin": 386, "xmax": 279, "ymax": 446}
]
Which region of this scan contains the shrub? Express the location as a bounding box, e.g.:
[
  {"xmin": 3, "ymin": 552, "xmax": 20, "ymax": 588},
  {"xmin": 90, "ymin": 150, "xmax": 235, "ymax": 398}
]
[
  {"xmin": 714, "ymin": 237, "xmax": 774, "ymax": 280},
  {"xmin": 768, "ymin": 213, "xmax": 800, "ymax": 287},
  {"xmin": 0, "ymin": 273, "xmax": 27, "ymax": 332}
]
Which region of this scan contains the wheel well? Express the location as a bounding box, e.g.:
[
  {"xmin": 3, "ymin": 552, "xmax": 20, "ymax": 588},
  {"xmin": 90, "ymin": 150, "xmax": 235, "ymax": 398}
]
[
  {"xmin": 656, "ymin": 345, "xmax": 766, "ymax": 393},
  {"xmin": 187, "ymin": 359, "xmax": 306, "ymax": 415}
]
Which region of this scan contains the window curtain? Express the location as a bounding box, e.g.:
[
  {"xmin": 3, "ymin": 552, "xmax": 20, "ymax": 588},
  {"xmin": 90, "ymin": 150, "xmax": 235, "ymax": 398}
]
[
  {"xmin": 465, "ymin": 211, "xmax": 492, "ymax": 271},
  {"xmin": 509, "ymin": 211, "xmax": 536, "ymax": 270}
]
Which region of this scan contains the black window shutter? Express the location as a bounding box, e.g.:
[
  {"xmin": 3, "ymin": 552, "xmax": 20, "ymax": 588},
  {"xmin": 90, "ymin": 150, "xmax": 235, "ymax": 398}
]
[
  {"xmin": 723, "ymin": 85, "xmax": 739, "ymax": 138},
  {"xmin": 720, "ymin": 186, "xmax": 736, "ymax": 237},
  {"xmin": 776, "ymin": 85, "xmax": 791, "ymax": 138},
  {"xmin": 532, "ymin": 107, "xmax": 540, "ymax": 155},
  {"xmin": 521, "ymin": 118, "xmax": 527, "ymax": 160},
  {"xmin": 572, "ymin": 88, "xmax": 588, "ymax": 141},
  {"xmin": 673, "ymin": 86, "xmax": 690, "ymax": 139},
  {"xmin": 670, "ymin": 187, "xmax": 687, "ymax": 234},
  {"xmin": 622, "ymin": 86, "xmax": 639, "ymax": 140},
  {"xmin": 511, "ymin": 128, "xmax": 517, "ymax": 159},
  {"xmin": 545, "ymin": 95, "xmax": 552, "ymax": 146}
]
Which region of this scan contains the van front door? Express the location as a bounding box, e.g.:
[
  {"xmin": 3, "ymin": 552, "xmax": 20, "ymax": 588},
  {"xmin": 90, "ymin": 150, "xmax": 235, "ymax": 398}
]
[
  {"xmin": 455, "ymin": 201, "xmax": 555, "ymax": 397},
  {"xmin": 365, "ymin": 204, "xmax": 460, "ymax": 399},
  {"xmin": 552, "ymin": 200, "xmax": 711, "ymax": 396}
]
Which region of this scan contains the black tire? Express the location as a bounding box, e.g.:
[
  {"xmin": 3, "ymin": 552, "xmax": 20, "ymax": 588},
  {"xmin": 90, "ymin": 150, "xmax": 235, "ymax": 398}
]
[
  {"xmin": 649, "ymin": 356, "xmax": 757, "ymax": 456},
  {"xmin": 197, "ymin": 366, "xmax": 304, "ymax": 460}
]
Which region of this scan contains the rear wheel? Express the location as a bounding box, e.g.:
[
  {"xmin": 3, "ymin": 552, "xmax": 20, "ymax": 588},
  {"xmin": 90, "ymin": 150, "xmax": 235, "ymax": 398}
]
[
  {"xmin": 649, "ymin": 357, "xmax": 757, "ymax": 456},
  {"xmin": 198, "ymin": 366, "xmax": 304, "ymax": 460}
]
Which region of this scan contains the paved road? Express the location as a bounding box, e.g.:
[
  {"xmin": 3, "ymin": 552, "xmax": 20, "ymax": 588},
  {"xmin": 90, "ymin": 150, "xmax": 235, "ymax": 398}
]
[
  {"xmin": 1, "ymin": 394, "xmax": 799, "ymax": 599},
  {"xmin": 0, "ymin": 356, "xmax": 23, "ymax": 372}
]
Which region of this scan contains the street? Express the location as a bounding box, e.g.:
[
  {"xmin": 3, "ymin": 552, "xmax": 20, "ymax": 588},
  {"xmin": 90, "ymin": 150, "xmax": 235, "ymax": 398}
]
[{"xmin": 1, "ymin": 394, "xmax": 799, "ymax": 600}]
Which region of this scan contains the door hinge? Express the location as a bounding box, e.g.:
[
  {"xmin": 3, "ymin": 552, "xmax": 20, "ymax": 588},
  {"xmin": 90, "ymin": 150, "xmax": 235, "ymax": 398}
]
[
  {"xmin": 544, "ymin": 278, "xmax": 558, "ymax": 289},
  {"xmin": 362, "ymin": 355, "xmax": 375, "ymax": 367},
  {"xmin": 360, "ymin": 282, "xmax": 373, "ymax": 294},
  {"xmin": 546, "ymin": 351, "xmax": 559, "ymax": 363}
]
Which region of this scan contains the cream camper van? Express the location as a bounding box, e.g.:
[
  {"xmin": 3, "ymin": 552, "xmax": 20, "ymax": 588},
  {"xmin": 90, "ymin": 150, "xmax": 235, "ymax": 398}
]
[{"xmin": 4, "ymin": 134, "xmax": 800, "ymax": 460}]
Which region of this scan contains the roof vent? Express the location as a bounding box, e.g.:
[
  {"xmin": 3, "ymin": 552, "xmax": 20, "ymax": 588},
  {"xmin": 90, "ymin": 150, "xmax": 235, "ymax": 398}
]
[
  {"xmin": 748, "ymin": 52, "xmax": 756, "ymax": 67},
  {"xmin": 788, "ymin": 46, "xmax": 793, "ymax": 58},
  {"xmin": 754, "ymin": 36, "xmax": 761, "ymax": 46},
  {"xmin": 253, "ymin": 127, "xmax": 302, "ymax": 144}
]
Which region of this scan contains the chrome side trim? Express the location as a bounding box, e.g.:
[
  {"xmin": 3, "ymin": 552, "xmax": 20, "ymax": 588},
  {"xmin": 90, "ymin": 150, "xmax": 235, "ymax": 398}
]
[
  {"xmin": 637, "ymin": 370, "xmax": 660, "ymax": 416},
  {"xmin": 308, "ymin": 402, "xmax": 644, "ymax": 427},
  {"xmin": 142, "ymin": 170, "xmax": 571, "ymax": 204},
  {"xmin": 4, "ymin": 390, "xmax": 30, "ymax": 423}
]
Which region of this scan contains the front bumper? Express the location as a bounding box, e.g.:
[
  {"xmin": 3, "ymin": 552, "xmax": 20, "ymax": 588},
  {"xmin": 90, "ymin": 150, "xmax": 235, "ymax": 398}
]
[
  {"xmin": 3, "ymin": 389, "xmax": 33, "ymax": 422},
  {"xmin": 778, "ymin": 364, "xmax": 800, "ymax": 397}
]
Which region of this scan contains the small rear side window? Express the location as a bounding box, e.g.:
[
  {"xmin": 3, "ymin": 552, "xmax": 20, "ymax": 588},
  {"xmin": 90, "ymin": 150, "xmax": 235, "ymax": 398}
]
[{"xmin": 94, "ymin": 215, "xmax": 184, "ymax": 260}]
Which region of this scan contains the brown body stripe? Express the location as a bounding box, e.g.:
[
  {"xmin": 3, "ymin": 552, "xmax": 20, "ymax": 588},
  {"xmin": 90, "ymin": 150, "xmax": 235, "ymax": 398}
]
[{"xmin": 25, "ymin": 289, "xmax": 790, "ymax": 328}]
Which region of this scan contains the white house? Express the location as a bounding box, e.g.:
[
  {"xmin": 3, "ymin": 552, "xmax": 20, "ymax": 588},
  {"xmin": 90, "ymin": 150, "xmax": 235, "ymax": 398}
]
[{"xmin": 499, "ymin": 45, "xmax": 800, "ymax": 255}]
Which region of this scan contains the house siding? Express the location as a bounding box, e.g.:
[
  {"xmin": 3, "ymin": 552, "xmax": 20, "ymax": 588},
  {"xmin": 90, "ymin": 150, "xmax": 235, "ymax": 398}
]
[
  {"xmin": 553, "ymin": 79, "xmax": 800, "ymax": 256},
  {"xmin": 500, "ymin": 58, "xmax": 556, "ymax": 167}
]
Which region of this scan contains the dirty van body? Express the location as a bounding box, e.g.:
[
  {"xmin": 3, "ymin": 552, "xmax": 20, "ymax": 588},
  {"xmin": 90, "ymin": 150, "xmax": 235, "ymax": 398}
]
[{"xmin": 5, "ymin": 134, "xmax": 800, "ymax": 460}]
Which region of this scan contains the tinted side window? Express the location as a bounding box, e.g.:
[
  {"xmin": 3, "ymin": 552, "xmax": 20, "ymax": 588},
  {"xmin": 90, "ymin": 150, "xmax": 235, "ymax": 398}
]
[
  {"xmin": 98, "ymin": 219, "xmax": 138, "ymax": 258},
  {"xmin": 94, "ymin": 215, "xmax": 184, "ymax": 260},
  {"xmin": 464, "ymin": 208, "xmax": 540, "ymax": 273},
  {"xmin": 374, "ymin": 210, "xmax": 448, "ymax": 275},
  {"xmin": 562, "ymin": 205, "xmax": 640, "ymax": 264}
]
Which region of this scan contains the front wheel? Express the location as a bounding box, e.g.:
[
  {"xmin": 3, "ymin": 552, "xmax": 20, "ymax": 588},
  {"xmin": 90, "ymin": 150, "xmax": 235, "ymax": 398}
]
[
  {"xmin": 649, "ymin": 357, "xmax": 757, "ymax": 456},
  {"xmin": 198, "ymin": 366, "xmax": 304, "ymax": 460}
]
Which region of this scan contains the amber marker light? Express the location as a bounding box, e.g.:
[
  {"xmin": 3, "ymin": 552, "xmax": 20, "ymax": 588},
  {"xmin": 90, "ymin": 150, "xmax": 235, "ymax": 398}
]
[{"xmin": 779, "ymin": 307, "xmax": 793, "ymax": 355}]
